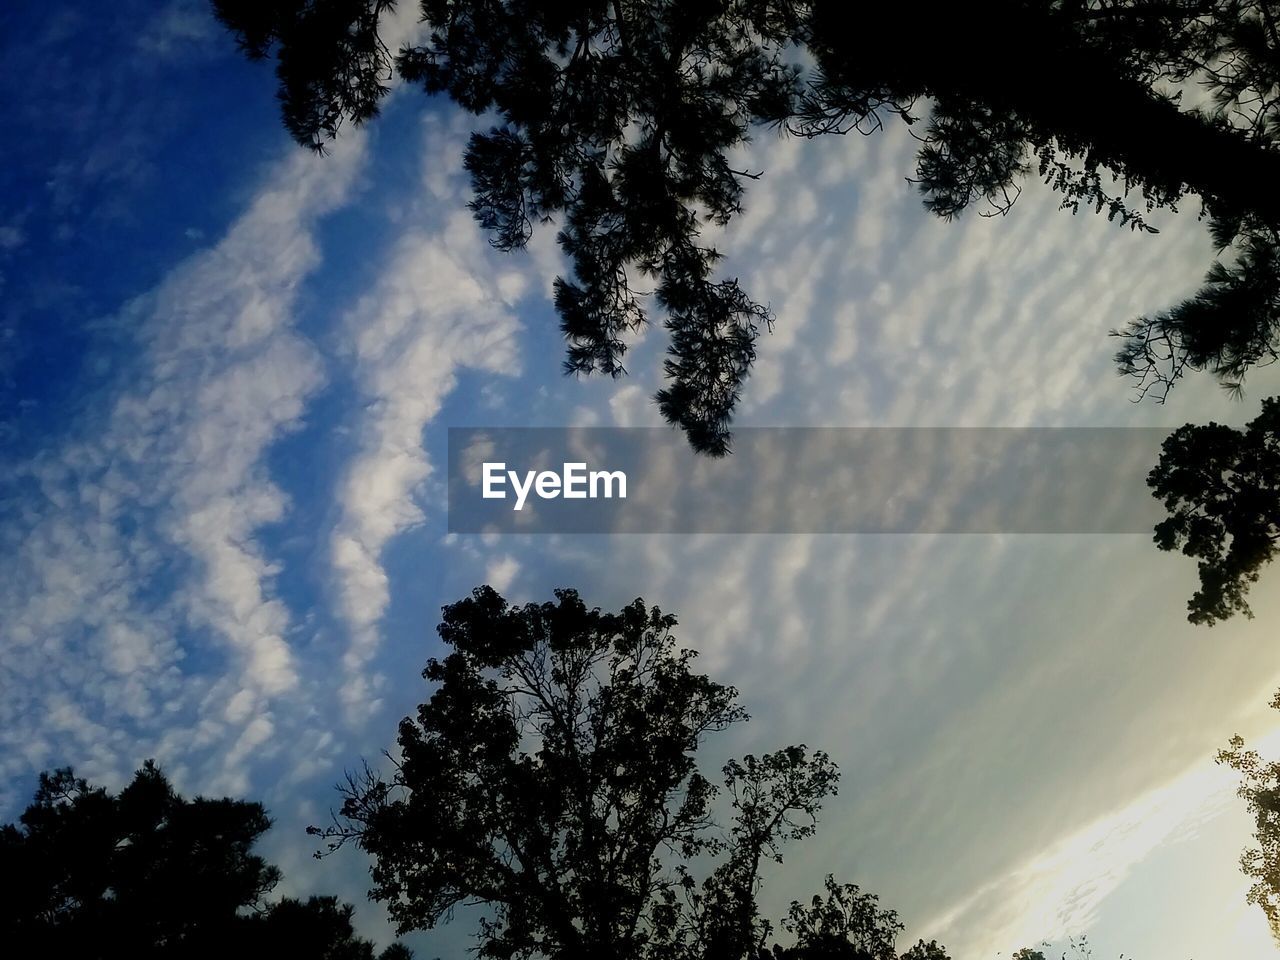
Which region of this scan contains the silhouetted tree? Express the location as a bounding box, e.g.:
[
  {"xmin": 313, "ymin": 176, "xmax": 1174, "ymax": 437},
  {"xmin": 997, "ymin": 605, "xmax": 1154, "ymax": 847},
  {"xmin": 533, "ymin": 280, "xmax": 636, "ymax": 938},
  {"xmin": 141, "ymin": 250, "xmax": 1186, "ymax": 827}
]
[
  {"xmin": 1147, "ymin": 395, "xmax": 1279, "ymax": 624},
  {"xmin": 895, "ymin": 943, "xmax": 951, "ymax": 960},
  {"xmin": 0, "ymin": 761, "xmax": 409, "ymax": 960},
  {"xmin": 762, "ymin": 875, "xmax": 945, "ymax": 960},
  {"xmin": 247, "ymin": 895, "xmax": 411, "ymax": 959},
  {"xmin": 309, "ymin": 585, "xmax": 948, "ymax": 960},
  {"xmin": 1220, "ymin": 703, "xmax": 1280, "ymax": 945},
  {"xmin": 213, "ymin": 0, "xmax": 1280, "ymax": 454}
]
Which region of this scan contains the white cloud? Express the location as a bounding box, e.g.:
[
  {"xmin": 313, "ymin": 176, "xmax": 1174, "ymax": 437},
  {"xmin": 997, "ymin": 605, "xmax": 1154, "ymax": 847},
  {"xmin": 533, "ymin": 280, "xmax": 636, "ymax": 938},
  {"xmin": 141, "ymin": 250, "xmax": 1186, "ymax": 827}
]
[
  {"xmin": 137, "ymin": 0, "xmax": 214, "ymax": 59},
  {"xmin": 329, "ymin": 119, "xmax": 532, "ymax": 715},
  {"xmin": 6, "ymin": 25, "xmax": 1280, "ymax": 958},
  {"xmin": 0, "ymin": 137, "xmax": 367, "ymax": 805},
  {"xmin": 922, "ymin": 726, "xmax": 1280, "ymax": 956},
  {"xmin": 492, "ymin": 114, "xmax": 1280, "ymax": 959},
  {"xmin": 484, "ymin": 555, "xmax": 521, "ymax": 593}
]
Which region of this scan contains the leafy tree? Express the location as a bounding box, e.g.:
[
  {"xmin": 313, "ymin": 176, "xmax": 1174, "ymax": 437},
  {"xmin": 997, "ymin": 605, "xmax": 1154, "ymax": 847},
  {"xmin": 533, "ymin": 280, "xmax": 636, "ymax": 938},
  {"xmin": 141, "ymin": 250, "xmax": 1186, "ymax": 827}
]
[
  {"xmin": 213, "ymin": 0, "xmax": 1280, "ymax": 615},
  {"xmin": 308, "ymin": 585, "xmax": 947, "ymax": 960},
  {"xmin": 763, "ymin": 875, "xmax": 944, "ymax": 960},
  {"xmin": 1220, "ymin": 704, "xmax": 1280, "ymax": 945},
  {"xmin": 247, "ymin": 895, "xmax": 412, "ymax": 960},
  {"xmin": 213, "ymin": 0, "xmax": 1280, "ymax": 454},
  {"xmin": 1009, "ymin": 941, "xmax": 1104, "ymax": 960},
  {"xmin": 1147, "ymin": 395, "xmax": 1279, "ymax": 624},
  {"xmin": 0, "ymin": 760, "xmax": 409, "ymax": 960},
  {"xmin": 894, "ymin": 944, "xmax": 951, "ymax": 960}
]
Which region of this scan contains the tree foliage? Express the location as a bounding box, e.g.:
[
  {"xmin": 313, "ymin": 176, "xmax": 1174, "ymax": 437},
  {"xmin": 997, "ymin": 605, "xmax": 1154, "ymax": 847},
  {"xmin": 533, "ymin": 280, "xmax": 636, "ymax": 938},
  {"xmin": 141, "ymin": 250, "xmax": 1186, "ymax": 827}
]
[
  {"xmin": 1147, "ymin": 395, "xmax": 1279, "ymax": 624},
  {"xmin": 213, "ymin": 0, "xmax": 1280, "ymax": 454},
  {"xmin": 211, "ymin": 0, "xmax": 1280, "ymax": 617},
  {"xmin": 765, "ymin": 875, "xmax": 924, "ymax": 960},
  {"xmin": 309, "ymin": 585, "xmax": 947, "ymax": 960},
  {"xmin": 1220, "ymin": 695, "xmax": 1280, "ymax": 945},
  {"xmin": 0, "ymin": 761, "xmax": 409, "ymax": 960}
]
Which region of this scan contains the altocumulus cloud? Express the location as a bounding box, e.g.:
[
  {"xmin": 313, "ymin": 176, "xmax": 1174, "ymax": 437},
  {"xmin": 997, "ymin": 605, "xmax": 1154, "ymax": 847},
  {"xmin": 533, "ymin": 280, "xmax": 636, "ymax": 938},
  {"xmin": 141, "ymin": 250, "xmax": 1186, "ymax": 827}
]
[
  {"xmin": 328, "ymin": 114, "xmax": 535, "ymax": 719},
  {"xmin": 4, "ymin": 16, "xmax": 1280, "ymax": 956},
  {"xmin": 470, "ymin": 117, "xmax": 1280, "ymax": 958},
  {"xmin": 0, "ymin": 137, "xmax": 367, "ymax": 803}
]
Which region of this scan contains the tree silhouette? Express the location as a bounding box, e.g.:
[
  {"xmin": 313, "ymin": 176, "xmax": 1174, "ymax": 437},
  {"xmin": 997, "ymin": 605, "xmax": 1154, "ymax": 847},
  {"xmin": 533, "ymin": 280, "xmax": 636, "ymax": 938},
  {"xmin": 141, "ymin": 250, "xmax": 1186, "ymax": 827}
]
[
  {"xmin": 213, "ymin": 0, "xmax": 1280, "ymax": 454},
  {"xmin": 0, "ymin": 761, "xmax": 410, "ymax": 960},
  {"xmin": 763, "ymin": 875, "xmax": 945, "ymax": 960},
  {"xmin": 1220, "ymin": 701, "xmax": 1280, "ymax": 945},
  {"xmin": 308, "ymin": 585, "xmax": 948, "ymax": 960},
  {"xmin": 1148, "ymin": 395, "xmax": 1279, "ymax": 624}
]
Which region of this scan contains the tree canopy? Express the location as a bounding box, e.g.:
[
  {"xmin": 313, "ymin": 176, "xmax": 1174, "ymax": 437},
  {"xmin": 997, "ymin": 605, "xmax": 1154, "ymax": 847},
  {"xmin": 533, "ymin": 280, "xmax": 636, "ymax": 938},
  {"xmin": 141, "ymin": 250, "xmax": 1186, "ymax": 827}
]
[
  {"xmin": 308, "ymin": 585, "xmax": 949, "ymax": 960},
  {"xmin": 214, "ymin": 0, "xmax": 1280, "ymax": 455},
  {"xmin": 0, "ymin": 760, "xmax": 409, "ymax": 960},
  {"xmin": 1220, "ymin": 692, "xmax": 1280, "ymax": 945},
  {"xmin": 212, "ymin": 0, "xmax": 1280, "ymax": 618},
  {"xmin": 1148, "ymin": 394, "xmax": 1279, "ymax": 624}
]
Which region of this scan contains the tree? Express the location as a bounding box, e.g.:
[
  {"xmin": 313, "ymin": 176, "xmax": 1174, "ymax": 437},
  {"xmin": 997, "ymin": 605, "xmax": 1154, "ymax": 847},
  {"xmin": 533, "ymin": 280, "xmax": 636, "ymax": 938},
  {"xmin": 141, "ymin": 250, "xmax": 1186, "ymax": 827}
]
[
  {"xmin": 213, "ymin": 0, "xmax": 1280, "ymax": 455},
  {"xmin": 308, "ymin": 585, "xmax": 948, "ymax": 960},
  {"xmin": 0, "ymin": 761, "xmax": 409, "ymax": 960},
  {"xmin": 766, "ymin": 875, "xmax": 941, "ymax": 960},
  {"xmin": 1220, "ymin": 702, "xmax": 1280, "ymax": 945},
  {"xmin": 1147, "ymin": 394, "xmax": 1279, "ymax": 624},
  {"xmin": 247, "ymin": 896, "xmax": 413, "ymax": 960},
  {"xmin": 213, "ymin": 1, "xmax": 1280, "ymax": 616}
]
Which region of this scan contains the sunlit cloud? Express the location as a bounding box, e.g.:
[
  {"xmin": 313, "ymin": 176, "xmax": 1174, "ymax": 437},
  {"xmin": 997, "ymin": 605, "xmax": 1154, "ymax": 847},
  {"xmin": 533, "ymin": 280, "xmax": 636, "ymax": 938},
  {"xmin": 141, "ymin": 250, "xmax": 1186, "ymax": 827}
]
[{"xmin": 922, "ymin": 727, "xmax": 1280, "ymax": 956}]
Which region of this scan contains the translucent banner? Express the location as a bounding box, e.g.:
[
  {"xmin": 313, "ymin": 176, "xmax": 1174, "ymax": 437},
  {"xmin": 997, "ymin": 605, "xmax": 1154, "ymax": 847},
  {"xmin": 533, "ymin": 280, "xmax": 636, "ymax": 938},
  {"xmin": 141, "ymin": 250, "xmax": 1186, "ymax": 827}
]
[{"xmin": 447, "ymin": 427, "xmax": 1170, "ymax": 534}]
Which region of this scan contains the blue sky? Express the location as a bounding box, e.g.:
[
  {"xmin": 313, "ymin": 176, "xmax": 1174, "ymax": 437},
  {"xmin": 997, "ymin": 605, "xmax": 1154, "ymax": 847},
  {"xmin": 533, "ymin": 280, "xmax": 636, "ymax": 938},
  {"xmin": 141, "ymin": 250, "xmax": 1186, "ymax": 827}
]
[{"xmin": 3, "ymin": 2, "xmax": 1280, "ymax": 957}]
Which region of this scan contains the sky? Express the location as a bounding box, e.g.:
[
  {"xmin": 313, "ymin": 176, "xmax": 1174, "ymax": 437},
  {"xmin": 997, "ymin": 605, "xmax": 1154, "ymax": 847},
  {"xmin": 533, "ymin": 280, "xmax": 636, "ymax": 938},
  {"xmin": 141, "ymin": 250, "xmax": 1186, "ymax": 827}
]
[{"xmin": 2, "ymin": 2, "xmax": 1279, "ymax": 957}]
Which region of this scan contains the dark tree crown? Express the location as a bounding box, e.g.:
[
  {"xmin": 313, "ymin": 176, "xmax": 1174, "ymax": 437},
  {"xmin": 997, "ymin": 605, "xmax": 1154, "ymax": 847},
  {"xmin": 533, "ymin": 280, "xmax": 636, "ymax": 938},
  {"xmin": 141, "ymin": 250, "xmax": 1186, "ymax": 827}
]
[
  {"xmin": 213, "ymin": 0, "xmax": 1280, "ymax": 455},
  {"xmin": 0, "ymin": 761, "xmax": 410, "ymax": 960},
  {"xmin": 1147, "ymin": 395, "xmax": 1280, "ymax": 624},
  {"xmin": 307, "ymin": 585, "xmax": 952, "ymax": 960}
]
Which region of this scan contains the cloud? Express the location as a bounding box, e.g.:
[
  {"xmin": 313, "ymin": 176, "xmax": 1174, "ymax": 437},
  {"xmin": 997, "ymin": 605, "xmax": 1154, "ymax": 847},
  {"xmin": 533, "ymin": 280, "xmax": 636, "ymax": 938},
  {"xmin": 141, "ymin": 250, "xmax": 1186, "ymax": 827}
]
[
  {"xmin": 328, "ymin": 117, "xmax": 532, "ymax": 717},
  {"xmin": 5, "ymin": 22, "xmax": 1280, "ymax": 957},
  {"xmin": 0, "ymin": 137, "xmax": 367, "ymax": 804},
  {"xmin": 922, "ymin": 726, "xmax": 1280, "ymax": 956},
  {"xmin": 484, "ymin": 555, "xmax": 521, "ymax": 593},
  {"xmin": 0, "ymin": 222, "xmax": 23, "ymax": 251},
  {"xmin": 488, "ymin": 113, "xmax": 1280, "ymax": 958},
  {"xmin": 137, "ymin": 0, "xmax": 215, "ymax": 60}
]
